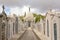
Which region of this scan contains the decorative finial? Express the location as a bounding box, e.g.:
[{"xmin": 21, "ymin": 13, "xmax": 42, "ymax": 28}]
[
  {"xmin": 29, "ymin": 7, "xmax": 30, "ymax": 12},
  {"xmin": 2, "ymin": 5, "xmax": 5, "ymax": 11},
  {"xmin": 2, "ymin": 5, "xmax": 6, "ymax": 15},
  {"xmin": 24, "ymin": 12, "xmax": 26, "ymax": 17}
]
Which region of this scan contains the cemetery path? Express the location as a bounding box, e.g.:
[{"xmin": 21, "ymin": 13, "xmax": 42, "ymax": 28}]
[{"xmin": 18, "ymin": 27, "xmax": 40, "ymax": 40}]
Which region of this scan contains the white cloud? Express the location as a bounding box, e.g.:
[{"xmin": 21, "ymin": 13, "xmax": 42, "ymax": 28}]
[
  {"xmin": 0, "ymin": 5, "xmax": 3, "ymax": 13},
  {"xmin": 0, "ymin": 5, "xmax": 46, "ymax": 16},
  {"xmin": 10, "ymin": 5, "xmax": 40, "ymax": 16},
  {"xmin": 22, "ymin": 5, "xmax": 30, "ymax": 12},
  {"xmin": 10, "ymin": 7, "xmax": 22, "ymax": 16},
  {"xmin": 10, "ymin": 6, "xmax": 29, "ymax": 16},
  {"xmin": 0, "ymin": 0, "xmax": 60, "ymax": 12}
]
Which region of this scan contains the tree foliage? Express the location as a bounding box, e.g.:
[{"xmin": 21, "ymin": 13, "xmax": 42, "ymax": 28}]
[
  {"xmin": 19, "ymin": 13, "xmax": 45, "ymax": 23},
  {"xmin": 33, "ymin": 13, "xmax": 37, "ymax": 17},
  {"xmin": 33, "ymin": 13, "xmax": 45, "ymax": 23},
  {"xmin": 19, "ymin": 16, "xmax": 24, "ymax": 22}
]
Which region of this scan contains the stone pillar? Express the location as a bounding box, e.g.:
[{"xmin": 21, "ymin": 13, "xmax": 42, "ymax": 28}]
[{"xmin": 0, "ymin": 16, "xmax": 2, "ymax": 40}]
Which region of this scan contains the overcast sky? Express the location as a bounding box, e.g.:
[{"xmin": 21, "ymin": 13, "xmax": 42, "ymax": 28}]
[{"xmin": 0, "ymin": 0, "xmax": 60, "ymax": 16}]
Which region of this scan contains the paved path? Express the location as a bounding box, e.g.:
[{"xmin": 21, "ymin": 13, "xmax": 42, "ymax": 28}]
[
  {"xmin": 10, "ymin": 31, "xmax": 25, "ymax": 40},
  {"xmin": 18, "ymin": 27, "xmax": 39, "ymax": 40}
]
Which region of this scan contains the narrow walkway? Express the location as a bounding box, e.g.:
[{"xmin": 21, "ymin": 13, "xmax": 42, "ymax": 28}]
[
  {"xmin": 10, "ymin": 31, "xmax": 25, "ymax": 40},
  {"xmin": 18, "ymin": 27, "xmax": 40, "ymax": 40}
]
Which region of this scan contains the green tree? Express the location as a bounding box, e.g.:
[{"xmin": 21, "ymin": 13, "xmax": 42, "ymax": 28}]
[
  {"xmin": 19, "ymin": 16, "xmax": 24, "ymax": 22},
  {"xmin": 33, "ymin": 13, "xmax": 45, "ymax": 23}
]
